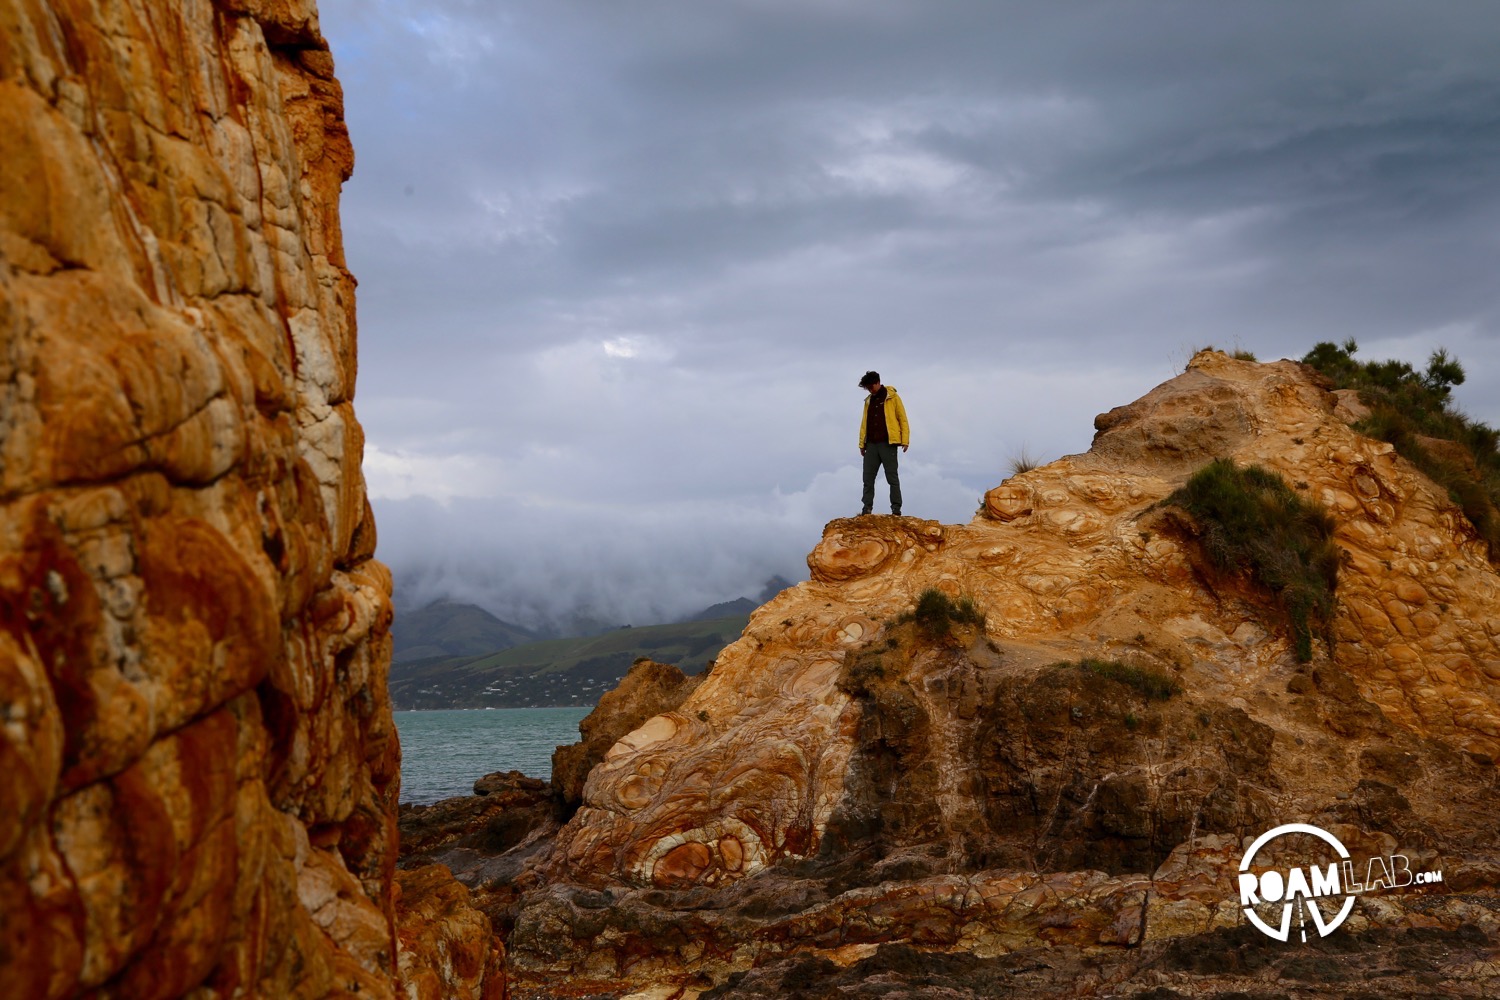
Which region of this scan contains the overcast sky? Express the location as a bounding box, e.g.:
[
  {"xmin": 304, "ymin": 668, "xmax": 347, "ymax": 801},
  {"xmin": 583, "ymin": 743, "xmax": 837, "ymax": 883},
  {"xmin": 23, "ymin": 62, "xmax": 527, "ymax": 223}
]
[{"xmin": 316, "ymin": 0, "xmax": 1500, "ymax": 631}]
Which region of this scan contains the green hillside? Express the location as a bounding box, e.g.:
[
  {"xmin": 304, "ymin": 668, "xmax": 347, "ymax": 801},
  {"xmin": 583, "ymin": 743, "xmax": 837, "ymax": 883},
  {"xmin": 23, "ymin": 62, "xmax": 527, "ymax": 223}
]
[{"xmin": 389, "ymin": 614, "xmax": 749, "ymax": 710}]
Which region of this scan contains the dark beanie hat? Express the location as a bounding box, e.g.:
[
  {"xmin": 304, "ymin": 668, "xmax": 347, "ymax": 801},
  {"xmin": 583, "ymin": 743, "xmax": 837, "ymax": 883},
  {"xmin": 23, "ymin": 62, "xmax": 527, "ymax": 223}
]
[{"xmin": 859, "ymin": 370, "xmax": 880, "ymax": 387}]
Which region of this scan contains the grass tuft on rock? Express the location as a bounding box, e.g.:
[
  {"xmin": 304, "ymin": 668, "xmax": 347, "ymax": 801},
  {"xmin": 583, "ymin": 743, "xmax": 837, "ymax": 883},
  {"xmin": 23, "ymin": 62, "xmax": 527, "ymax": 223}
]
[
  {"xmin": 1303, "ymin": 339, "xmax": 1499, "ymax": 558},
  {"xmin": 1167, "ymin": 459, "xmax": 1339, "ymax": 662},
  {"xmin": 1008, "ymin": 447, "xmax": 1041, "ymax": 475},
  {"xmin": 1058, "ymin": 657, "xmax": 1182, "ymax": 701},
  {"xmin": 910, "ymin": 588, "xmax": 986, "ymax": 641}
]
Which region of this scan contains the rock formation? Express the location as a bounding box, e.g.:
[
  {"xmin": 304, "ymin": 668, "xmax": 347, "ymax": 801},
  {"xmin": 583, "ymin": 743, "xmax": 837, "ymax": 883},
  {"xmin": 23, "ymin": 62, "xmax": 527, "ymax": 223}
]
[
  {"xmin": 438, "ymin": 352, "xmax": 1500, "ymax": 997},
  {"xmin": 0, "ymin": 2, "xmax": 497, "ymax": 996}
]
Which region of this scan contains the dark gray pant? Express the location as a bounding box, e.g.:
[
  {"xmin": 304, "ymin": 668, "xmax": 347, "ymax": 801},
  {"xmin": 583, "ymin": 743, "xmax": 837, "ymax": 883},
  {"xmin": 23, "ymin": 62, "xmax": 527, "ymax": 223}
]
[{"xmin": 861, "ymin": 442, "xmax": 902, "ymax": 514}]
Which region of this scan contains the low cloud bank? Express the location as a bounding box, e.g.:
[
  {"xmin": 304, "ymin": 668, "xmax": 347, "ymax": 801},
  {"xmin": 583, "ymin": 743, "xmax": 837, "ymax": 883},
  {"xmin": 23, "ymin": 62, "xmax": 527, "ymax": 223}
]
[{"xmin": 375, "ymin": 461, "xmax": 982, "ymax": 632}]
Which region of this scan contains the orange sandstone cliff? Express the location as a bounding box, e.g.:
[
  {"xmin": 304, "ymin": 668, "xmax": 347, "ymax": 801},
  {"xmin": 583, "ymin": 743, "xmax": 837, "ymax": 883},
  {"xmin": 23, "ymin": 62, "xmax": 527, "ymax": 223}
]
[{"xmin": 0, "ymin": 2, "xmax": 497, "ymax": 996}]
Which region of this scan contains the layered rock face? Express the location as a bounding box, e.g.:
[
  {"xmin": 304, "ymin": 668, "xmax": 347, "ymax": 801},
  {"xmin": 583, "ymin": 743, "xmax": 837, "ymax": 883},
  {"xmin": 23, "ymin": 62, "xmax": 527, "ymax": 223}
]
[
  {"xmin": 0, "ymin": 2, "xmax": 496, "ymax": 996},
  {"xmin": 486, "ymin": 353, "xmax": 1500, "ymax": 996}
]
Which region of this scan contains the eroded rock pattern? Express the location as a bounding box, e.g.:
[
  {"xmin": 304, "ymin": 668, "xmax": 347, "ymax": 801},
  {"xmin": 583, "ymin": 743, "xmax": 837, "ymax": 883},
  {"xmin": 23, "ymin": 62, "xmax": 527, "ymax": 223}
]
[
  {"xmin": 507, "ymin": 353, "xmax": 1500, "ymax": 995},
  {"xmin": 0, "ymin": 2, "xmax": 495, "ymax": 997}
]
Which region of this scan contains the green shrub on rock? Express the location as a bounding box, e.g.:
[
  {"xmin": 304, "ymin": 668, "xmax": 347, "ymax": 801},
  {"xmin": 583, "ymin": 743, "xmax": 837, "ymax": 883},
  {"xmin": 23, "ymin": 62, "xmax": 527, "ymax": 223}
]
[
  {"xmin": 1167, "ymin": 459, "xmax": 1339, "ymax": 662},
  {"xmin": 911, "ymin": 588, "xmax": 986, "ymax": 641}
]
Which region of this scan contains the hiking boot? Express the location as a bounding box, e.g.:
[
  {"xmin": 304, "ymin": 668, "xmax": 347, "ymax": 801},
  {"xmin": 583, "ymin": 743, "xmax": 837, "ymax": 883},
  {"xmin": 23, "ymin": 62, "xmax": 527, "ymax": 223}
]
[
  {"xmin": 891, "ymin": 509, "xmax": 901, "ymax": 517},
  {"xmin": 859, "ymin": 508, "xmax": 872, "ymax": 516}
]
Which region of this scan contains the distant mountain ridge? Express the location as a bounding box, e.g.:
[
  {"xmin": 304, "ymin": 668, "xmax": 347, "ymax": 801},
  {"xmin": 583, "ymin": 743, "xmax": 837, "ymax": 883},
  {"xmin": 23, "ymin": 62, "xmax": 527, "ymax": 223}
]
[
  {"xmin": 677, "ymin": 574, "xmax": 794, "ymax": 622},
  {"xmin": 392, "ymin": 599, "xmax": 539, "ymax": 662},
  {"xmin": 678, "ymin": 597, "xmax": 756, "ymax": 622},
  {"xmin": 394, "ymin": 577, "xmax": 795, "ymax": 663},
  {"xmin": 389, "ymin": 577, "xmax": 795, "ymax": 707}
]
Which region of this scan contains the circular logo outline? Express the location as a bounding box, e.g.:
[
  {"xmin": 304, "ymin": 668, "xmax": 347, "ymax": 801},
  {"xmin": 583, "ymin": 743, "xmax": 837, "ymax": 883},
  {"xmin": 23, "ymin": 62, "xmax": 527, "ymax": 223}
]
[{"xmin": 1239, "ymin": 822, "xmax": 1356, "ymax": 941}]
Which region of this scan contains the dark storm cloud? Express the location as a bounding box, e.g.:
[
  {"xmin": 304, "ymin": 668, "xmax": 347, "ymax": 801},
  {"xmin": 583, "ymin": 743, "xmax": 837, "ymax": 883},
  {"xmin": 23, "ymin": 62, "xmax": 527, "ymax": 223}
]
[{"xmin": 317, "ymin": 0, "xmax": 1500, "ymax": 628}]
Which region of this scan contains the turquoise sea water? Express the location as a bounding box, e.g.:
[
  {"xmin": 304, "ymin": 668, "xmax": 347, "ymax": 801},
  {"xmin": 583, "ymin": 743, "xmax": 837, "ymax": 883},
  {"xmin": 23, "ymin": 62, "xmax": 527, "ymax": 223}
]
[{"xmin": 394, "ymin": 707, "xmax": 590, "ymax": 804}]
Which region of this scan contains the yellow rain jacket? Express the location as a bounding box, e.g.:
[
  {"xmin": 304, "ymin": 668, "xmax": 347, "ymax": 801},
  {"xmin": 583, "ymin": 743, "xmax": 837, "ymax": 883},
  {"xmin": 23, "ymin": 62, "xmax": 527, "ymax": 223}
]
[{"xmin": 859, "ymin": 386, "xmax": 910, "ymax": 448}]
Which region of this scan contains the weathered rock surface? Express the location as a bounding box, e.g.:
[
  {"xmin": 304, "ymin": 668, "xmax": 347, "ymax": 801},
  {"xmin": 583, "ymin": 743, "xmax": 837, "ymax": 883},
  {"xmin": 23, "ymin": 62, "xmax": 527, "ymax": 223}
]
[
  {"xmin": 481, "ymin": 353, "xmax": 1500, "ymax": 996},
  {"xmin": 0, "ymin": 2, "xmax": 495, "ymax": 997},
  {"xmin": 394, "ymin": 865, "xmax": 506, "ymax": 1000}
]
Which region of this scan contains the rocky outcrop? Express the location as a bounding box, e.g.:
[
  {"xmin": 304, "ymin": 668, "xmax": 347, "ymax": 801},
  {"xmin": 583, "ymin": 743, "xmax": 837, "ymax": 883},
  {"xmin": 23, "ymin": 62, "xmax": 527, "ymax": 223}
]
[
  {"xmin": 551, "ymin": 657, "xmax": 703, "ymax": 812},
  {"xmin": 548, "ymin": 354, "xmax": 1500, "ymax": 891},
  {"xmin": 397, "ymin": 772, "xmax": 559, "ymax": 953},
  {"xmin": 0, "ymin": 2, "xmax": 495, "ymax": 997},
  {"xmin": 400, "ymin": 772, "xmax": 555, "ymax": 866},
  {"xmin": 484, "ymin": 353, "xmax": 1500, "ymax": 996}
]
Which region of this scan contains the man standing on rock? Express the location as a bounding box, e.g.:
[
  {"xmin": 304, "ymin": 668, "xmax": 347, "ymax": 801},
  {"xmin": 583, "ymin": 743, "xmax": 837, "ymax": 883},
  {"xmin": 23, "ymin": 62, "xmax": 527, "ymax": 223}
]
[{"xmin": 858, "ymin": 370, "xmax": 909, "ymax": 516}]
